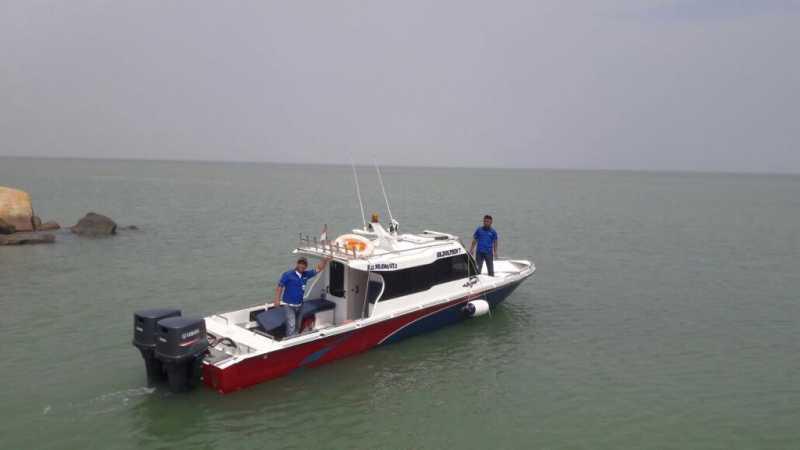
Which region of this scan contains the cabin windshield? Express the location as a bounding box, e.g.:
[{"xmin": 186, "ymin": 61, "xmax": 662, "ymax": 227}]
[{"xmin": 379, "ymin": 254, "xmax": 473, "ymax": 300}]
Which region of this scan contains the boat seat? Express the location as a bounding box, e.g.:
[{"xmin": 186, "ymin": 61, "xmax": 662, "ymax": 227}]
[
  {"xmin": 299, "ymin": 298, "xmax": 336, "ymax": 320},
  {"xmin": 248, "ymin": 298, "xmax": 336, "ymax": 322},
  {"xmin": 255, "ymin": 307, "xmax": 288, "ymax": 338},
  {"xmin": 253, "ymin": 299, "xmax": 336, "ymax": 339}
]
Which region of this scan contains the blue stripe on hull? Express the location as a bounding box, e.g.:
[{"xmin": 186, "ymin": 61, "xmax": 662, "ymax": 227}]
[{"xmin": 380, "ymin": 280, "xmax": 523, "ymax": 346}]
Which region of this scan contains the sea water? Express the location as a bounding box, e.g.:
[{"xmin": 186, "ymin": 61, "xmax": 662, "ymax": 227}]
[{"xmin": 1, "ymin": 157, "xmax": 799, "ymax": 449}]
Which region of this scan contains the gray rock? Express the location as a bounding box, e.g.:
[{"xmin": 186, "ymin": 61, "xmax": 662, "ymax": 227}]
[
  {"xmin": 0, "ymin": 232, "xmax": 55, "ymax": 246},
  {"xmin": 0, "ymin": 218, "xmax": 15, "ymax": 235},
  {"xmin": 70, "ymin": 212, "xmax": 117, "ymax": 237},
  {"xmin": 39, "ymin": 221, "xmax": 61, "ymax": 231}
]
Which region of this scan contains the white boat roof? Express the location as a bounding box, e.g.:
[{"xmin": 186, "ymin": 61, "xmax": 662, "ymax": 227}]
[{"xmin": 294, "ymin": 222, "xmax": 466, "ymax": 271}]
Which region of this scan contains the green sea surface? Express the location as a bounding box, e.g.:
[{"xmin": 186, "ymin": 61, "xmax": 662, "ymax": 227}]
[{"xmin": 1, "ymin": 157, "xmax": 798, "ymax": 449}]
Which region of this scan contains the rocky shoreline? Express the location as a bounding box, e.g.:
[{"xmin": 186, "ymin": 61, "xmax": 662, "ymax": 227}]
[
  {"xmin": 1, "ymin": 186, "xmax": 133, "ymax": 246},
  {"xmin": 0, "ymin": 232, "xmax": 56, "ymax": 246}
]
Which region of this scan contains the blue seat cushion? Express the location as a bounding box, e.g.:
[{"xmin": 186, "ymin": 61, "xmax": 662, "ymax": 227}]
[
  {"xmin": 254, "ymin": 299, "xmax": 336, "ymax": 337},
  {"xmin": 255, "ymin": 307, "xmax": 287, "ymax": 335}
]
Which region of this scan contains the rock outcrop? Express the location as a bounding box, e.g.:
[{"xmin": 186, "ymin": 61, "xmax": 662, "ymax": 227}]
[
  {"xmin": 0, "ymin": 218, "xmax": 15, "ymax": 235},
  {"xmin": 39, "ymin": 221, "xmax": 61, "ymax": 231},
  {"xmin": 0, "ymin": 186, "xmax": 34, "ymax": 232},
  {"xmin": 0, "ymin": 232, "xmax": 55, "ymax": 246},
  {"xmin": 70, "ymin": 212, "xmax": 117, "ymax": 236}
]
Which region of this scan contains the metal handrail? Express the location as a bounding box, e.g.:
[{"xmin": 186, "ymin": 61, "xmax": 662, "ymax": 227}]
[
  {"xmin": 295, "ymin": 237, "xmax": 463, "ymax": 262},
  {"xmin": 295, "ymin": 234, "xmax": 359, "ymax": 259}
]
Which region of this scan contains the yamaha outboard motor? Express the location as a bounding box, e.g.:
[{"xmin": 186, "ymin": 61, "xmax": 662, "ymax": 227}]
[
  {"xmin": 132, "ymin": 308, "xmax": 181, "ymax": 385},
  {"xmin": 154, "ymin": 316, "xmax": 209, "ymax": 393}
]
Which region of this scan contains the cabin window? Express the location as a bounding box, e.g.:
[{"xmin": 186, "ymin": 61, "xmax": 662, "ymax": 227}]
[
  {"xmin": 380, "ymin": 254, "xmax": 472, "ymax": 301},
  {"xmin": 329, "ymin": 261, "xmax": 345, "ymax": 297},
  {"xmin": 379, "ymin": 269, "xmax": 418, "ymax": 300},
  {"xmin": 430, "ymin": 253, "xmax": 470, "ymax": 282},
  {"xmin": 367, "ymin": 280, "xmax": 383, "ymax": 303}
]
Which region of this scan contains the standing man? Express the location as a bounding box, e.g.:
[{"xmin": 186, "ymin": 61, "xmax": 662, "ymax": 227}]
[
  {"xmin": 469, "ymin": 215, "xmax": 499, "ymax": 276},
  {"xmin": 273, "ymin": 256, "xmax": 332, "ymax": 337}
]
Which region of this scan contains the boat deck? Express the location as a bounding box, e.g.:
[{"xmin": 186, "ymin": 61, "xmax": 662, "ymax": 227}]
[{"xmin": 203, "ymin": 257, "xmax": 534, "ymax": 370}]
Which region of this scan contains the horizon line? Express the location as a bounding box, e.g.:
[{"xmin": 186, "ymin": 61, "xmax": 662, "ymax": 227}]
[{"xmin": 1, "ymin": 154, "xmax": 799, "ymax": 177}]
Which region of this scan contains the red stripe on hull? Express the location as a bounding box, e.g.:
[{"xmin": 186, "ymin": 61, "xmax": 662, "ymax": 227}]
[{"xmin": 203, "ymin": 297, "xmax": 466, "ymax": 394}]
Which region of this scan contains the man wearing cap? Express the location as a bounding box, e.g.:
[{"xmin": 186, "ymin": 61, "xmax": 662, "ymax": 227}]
[
  {"xmin": 469, "ymin": 215, "xmax": 499, "ymax": 277},
  {"xmin": 273, "ymin": 256, "xmax": 332, "ymax": 337}
]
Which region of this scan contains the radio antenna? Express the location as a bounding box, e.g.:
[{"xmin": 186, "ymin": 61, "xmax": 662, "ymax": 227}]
[
  {"xmin": 349, "ymin": 155, "xmax": 367, "ymax": 229},
  {"xmin": 373, "ymin": 158, "xmax": 397, "ymax": 231}
]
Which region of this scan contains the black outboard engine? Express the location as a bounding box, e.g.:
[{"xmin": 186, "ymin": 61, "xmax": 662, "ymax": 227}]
[
  {"xmin": 132, "ymin": 308, "xmax": 181, "ymax": 385},
  {"xmin": 154, "ymin": 316, "xmax": 209, "ymax": 393}
]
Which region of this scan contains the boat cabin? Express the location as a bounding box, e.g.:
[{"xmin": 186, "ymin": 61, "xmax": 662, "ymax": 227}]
[{"xmin": 208, "ymin": 220, "xmax": 480, "ymax": 344}]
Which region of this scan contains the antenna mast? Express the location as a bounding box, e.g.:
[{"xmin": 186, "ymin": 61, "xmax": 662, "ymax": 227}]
[
  {"xmin": 374, "ymin": 159, "xmax": 398, "ymax": 232},
  {"xmin": 350, "ymin": 156, "xmax": 367, "ymax": 229}
]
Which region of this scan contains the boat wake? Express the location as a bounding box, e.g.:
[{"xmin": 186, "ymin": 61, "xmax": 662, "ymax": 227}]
[
  {"xmin": 47, "ymin": 386, "xmax": 157, "ymax": 417},
  {"xmin": 85, "ymin": 386, "xmax": 157, "ymax": 415}
]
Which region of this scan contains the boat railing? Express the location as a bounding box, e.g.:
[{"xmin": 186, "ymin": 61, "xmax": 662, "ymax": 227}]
[
  {"xmin": 296, "ymin": 234, "xmax": 463, "ymax": 262},
  {"xmin": 296, "ymin": 234, "xmax": 362, "ymax": 259}
]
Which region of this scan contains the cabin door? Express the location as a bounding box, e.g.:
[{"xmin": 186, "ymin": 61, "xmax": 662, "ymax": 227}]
[
  {"xmin": 326, "ymin": 261, "xmax": 347, "ymax": 324},
  {"xmin": 345, "ymin": 269, "xmax": 368, "ymax": 320},
  {"xmin": 366, "ymin": 273, "xmax": 385, "ymax": 317}
]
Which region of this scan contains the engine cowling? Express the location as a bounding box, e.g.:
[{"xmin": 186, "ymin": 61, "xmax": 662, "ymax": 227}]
[
  {"xmin": 132, "ymin": 308, "xmax": 181, "ymax": 385},
  {"xmin": 154, "ymin": 316, "xmax": 209, "ymax": 393}
]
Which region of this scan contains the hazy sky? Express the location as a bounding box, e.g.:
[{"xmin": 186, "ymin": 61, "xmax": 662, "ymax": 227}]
[{"xmin": 1, "ymin": 1, "xmax": 798, "ymax": 172}]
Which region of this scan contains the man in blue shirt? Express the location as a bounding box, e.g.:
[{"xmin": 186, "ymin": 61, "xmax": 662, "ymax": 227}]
[
  {"xmin": 469, "ymin": 215, "xmax": 499, "ymax": 276},
  {"xmin": 273, "ymin": 256, "xmax": 332, "ymax": 337}
]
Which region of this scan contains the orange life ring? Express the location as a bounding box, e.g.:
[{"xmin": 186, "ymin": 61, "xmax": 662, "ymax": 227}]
[
  {"xmin": 343, "ymin": 239, "xmax": 367, "ymax": 251},
  {"xmin": 334, "ymin": 234, "xmax": 374, "ymax": 256}
]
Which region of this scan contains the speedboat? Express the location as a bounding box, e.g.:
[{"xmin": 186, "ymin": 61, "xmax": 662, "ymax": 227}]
[{"xmin": 132, "ymin": 215, "xmax": 535, "ymax": 394}]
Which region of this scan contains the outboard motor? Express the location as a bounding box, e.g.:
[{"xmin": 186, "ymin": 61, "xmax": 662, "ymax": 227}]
[
  {"xmin": 154, "ymin": 316, "xmax": 209, "ymax": 393},
  {"xmin": 463, "ymin": 299, "xmax": 490, "ymax": 317},
  {"xmin": 132, "ymin": 308, "xmax": 182, "ymax": 385}
]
